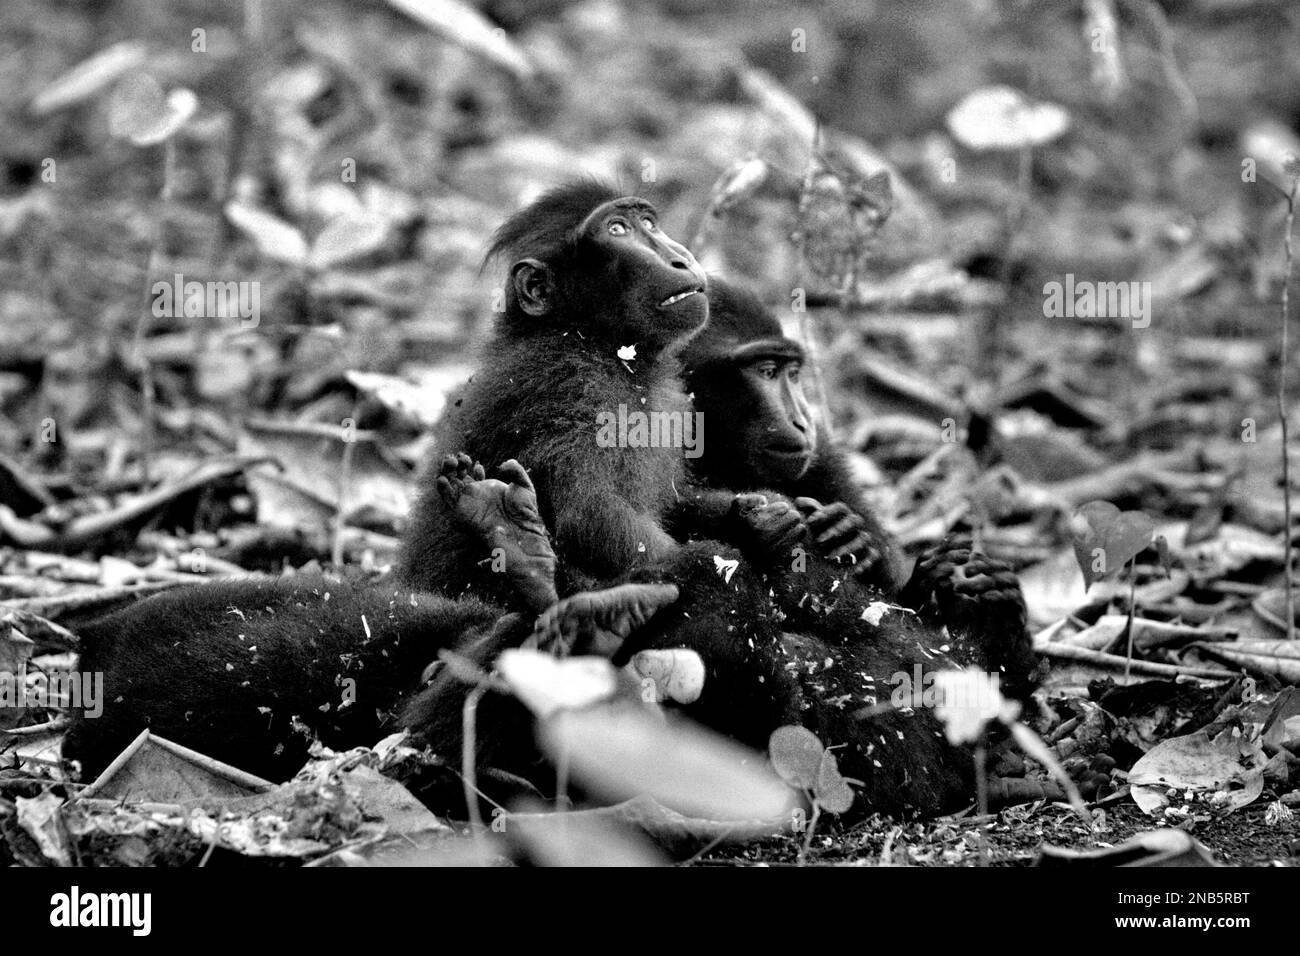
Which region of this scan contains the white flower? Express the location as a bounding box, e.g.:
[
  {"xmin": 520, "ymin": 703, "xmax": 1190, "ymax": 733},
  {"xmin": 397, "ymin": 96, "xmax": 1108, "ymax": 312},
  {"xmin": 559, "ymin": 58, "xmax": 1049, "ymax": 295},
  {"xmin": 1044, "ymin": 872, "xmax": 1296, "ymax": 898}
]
[{"xmin": 933, "ymin": 668, "xmax": 1014, "ymax": 745}]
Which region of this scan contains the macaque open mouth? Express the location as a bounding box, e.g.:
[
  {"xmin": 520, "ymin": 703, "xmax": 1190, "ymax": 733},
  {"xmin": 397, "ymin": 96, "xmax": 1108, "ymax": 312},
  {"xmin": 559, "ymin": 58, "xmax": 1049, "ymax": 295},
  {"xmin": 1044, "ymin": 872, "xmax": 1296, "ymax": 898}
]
[{"xmin": 659, "ymin": 287, "xmax": 704, "ymax": 308}]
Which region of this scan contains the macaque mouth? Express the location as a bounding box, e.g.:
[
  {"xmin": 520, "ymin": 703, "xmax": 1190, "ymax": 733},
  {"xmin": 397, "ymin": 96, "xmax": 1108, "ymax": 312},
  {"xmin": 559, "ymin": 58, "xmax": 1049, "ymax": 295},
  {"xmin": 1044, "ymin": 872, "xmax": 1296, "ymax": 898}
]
[
  {"xmin": 659, "ymin": 287, "xmax": 704, "ymax": 308},
  {"xmin": 764, "ymin": 443, "xmax": 812, "ymax": 459}
]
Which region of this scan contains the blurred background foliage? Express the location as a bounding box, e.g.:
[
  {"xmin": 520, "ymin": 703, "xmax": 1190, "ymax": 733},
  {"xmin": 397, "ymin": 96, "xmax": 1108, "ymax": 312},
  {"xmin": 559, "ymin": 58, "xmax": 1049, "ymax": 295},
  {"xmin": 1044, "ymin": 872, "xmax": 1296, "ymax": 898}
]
[{"xmin": 1, "ymin": 0, "xmax": 1299, "ymax": 572}]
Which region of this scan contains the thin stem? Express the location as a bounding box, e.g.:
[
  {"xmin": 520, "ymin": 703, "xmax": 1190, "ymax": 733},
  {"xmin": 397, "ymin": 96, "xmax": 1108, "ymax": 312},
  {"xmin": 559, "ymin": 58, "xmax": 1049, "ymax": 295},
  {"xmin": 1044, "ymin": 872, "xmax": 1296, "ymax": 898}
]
[
  {"xmin": 331, "ymin": 407, "xmax": 359, "ymax": 567},
  {"xmin": 799, "ymin": 308, "xmax": 835, "ymax": 443},
  {"xmin": 794, "ymin": 123, "xmax": 836, "ymax": 441},
  {"xmin": 974, "ymin": 742, "xmax": 989, "ymax": 867},
  {"xmin": 1280, "ymin": 179, "xmax": 1298, "ymax": 642},
  {"xmin": 133, "ymin": 140, "xmax": 177, "ymax": 484},
  {"xmin": 462, "ymin": 683, "xmax": 487, "ymax": 832},
  {"xmin": 555, "ymin": 739, "xmax": 570, "ymax": 813},
  {"xmin": 983, "ymin": 145, "xmax": 1033, "ymax": 380},
  {"xmin": 798, "ymin": 800, "xmax": 821, "ymax": 865},
  {"xmin": 1124, "ymin": 555, "xmax": 1138, "ymax": 679}
]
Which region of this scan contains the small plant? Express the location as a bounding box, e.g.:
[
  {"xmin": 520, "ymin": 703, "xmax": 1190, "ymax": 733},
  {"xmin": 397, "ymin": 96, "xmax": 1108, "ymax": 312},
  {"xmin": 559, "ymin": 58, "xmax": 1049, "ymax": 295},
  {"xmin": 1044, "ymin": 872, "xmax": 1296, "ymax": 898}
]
[
  {"xmin": 792, "ymin": 138, "xmax": 895, "ymax": 438},
  {"xmin": 222, "ymin": 198, "xmax": 392, "ymax": 325},
  {"xmin": 946, "ymin": 85, "xmax": 1069, "ymax": 376},
  {"xmin": 932, "ymin": 668, "xmax": 1093, "ymax": 853},
  {"xmin": 1069, "ymin": 499, "xmax": 1155, "ymax": 677},
  {"xmin": 768, "ymin": 725, "xmax": 856, "ymax": 864},
  {"xmin": 930, "ymin": 665, "xmax": 1092, "ymax": 868},
  {"xmin": 107, "ymin": 72, "xmax": 197, "ymax": 484}
]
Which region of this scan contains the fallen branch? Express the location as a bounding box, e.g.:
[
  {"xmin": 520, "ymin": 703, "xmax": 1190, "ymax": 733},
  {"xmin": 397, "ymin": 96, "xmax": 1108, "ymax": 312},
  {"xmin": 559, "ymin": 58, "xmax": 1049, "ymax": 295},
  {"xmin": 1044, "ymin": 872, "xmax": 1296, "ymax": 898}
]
[
  {"xmin": 1033, "ymin": 641, "xmax": 1235, "ymax": 680},
  {"xmin": 0, "ymin": 607, "xmax": 80, "ymax": 650},
  {"xmin": 0, "ymin": 717, "xmax": 70, "ymax": 737},
  {"xmin": 0, "ymin": 581, "xmax": 181, "ymax": 619},
  {"xmin": 0, "ymin": 456, "xmax": 272, "ymax": 551},
  {"xmin": 1043, "ymin": 449, "xmax": 1213, "ymax": 508}
]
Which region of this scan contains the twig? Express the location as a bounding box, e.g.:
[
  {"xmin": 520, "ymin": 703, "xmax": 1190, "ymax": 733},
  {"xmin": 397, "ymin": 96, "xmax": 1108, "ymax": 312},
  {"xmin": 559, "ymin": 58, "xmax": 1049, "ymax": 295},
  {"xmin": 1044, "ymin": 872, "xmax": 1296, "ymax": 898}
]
[
  {"xmin": 198, "ymin": 823, "xmax": 219, "ymax": 867},
  {"xmin": 0, "ymin": 718, "xmax": 70, "ymax": 736},
  {"xmin": 0, "ymin": 581, "xmax": 180, "ymax": 619},
  {"xmin": 1034, "ymin": 642, "xmax": 1235, "ymax": 680},
  {"xmin": 0, "ymin": 456, "xmax": 273, "ymax": 551}
]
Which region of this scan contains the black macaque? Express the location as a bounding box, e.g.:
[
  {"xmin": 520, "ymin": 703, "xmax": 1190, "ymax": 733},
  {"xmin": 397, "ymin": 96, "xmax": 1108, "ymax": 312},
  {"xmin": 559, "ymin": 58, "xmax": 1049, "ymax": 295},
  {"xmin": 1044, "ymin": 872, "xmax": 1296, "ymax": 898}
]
[
  {"xmin": 671, "ymin": 278, "xmax": 904, "ymax": 592},
  {"xmin": 772, "ymin": 628, "xmax": 976, "ymax": 818},
  {"xmin": 615, "ymin": 557, "xmax": 982, "ymax": 818},
  {"xmin": 401, "ymin": 179, "xmax": 710, "ymax": 601},
  {"xmin": 62, "ymin": 181, "xmax": 1021, "ymax": 823},
  {"xmin": 62, "ymin": 458, "xmax": 682, "ymax": 788},
  {"xmin": 397, "ymin": 182, "xmax": 836, "ymax": 732},
  {"xmin": 62, "ymin": 575, "xmax": 510, "ymax": 783},
  {"xmin": 407, "ymin": 604, "xmax": 979, "ymax": 820},
  {"xmin": 393, "ymin": 181, "xmax": 853, "ymax": 789},
  {"xmin": 62, "ymin": 460, "xmax": 550, "ymax": 783},
  {"xmin": 391, "ymin": 184, "xmax": 1024, "ymax": 817},
  {"xmin": 672, "ymin": 278, "xmax": 1037, "ymax": 700},
  {"xmin": 401, "ymin": 460, "xmax": 976, "ymax": 819}
]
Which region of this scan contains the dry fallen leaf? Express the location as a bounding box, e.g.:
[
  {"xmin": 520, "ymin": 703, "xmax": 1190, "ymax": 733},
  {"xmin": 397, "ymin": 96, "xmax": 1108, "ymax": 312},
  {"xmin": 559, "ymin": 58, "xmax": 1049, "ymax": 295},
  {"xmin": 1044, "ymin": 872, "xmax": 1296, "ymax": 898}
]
[{"xmin": 1129, "ymin": 728, "xmax": 1266, "ymax": 815}]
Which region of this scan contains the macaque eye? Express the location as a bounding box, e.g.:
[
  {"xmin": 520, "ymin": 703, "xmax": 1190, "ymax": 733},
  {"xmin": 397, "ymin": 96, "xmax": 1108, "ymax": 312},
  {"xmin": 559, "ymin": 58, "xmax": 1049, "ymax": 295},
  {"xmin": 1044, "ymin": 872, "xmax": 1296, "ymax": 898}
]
[
  {"xmin": 755, "ymin": 361, "xmax": 778, "ymax": 380},
  {"xmin": 788, "ymin": 365, "xmax": 802, "ymax": 383},
  {"xmin": 608, "ymin": 220, "xmax": 629, "ymax": 237},
  {"xmin": 641, "ymin": 216, "xmax": 657, "ymax": 231}
]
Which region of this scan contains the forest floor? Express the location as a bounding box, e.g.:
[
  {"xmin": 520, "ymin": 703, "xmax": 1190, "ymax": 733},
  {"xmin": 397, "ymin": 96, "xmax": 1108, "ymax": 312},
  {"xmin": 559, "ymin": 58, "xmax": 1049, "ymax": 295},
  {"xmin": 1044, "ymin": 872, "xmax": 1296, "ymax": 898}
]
[{"xmin": 3, "ymin": 0, "xmax": 1300, "ymax": 865}]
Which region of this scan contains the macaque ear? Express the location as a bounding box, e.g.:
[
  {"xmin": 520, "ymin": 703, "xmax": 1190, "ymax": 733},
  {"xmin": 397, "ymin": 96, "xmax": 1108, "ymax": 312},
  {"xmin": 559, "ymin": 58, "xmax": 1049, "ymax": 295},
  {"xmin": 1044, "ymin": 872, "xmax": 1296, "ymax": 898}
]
[{"xmin": 511, "ymin": 259, "xmax": 554, "ymax": 317}]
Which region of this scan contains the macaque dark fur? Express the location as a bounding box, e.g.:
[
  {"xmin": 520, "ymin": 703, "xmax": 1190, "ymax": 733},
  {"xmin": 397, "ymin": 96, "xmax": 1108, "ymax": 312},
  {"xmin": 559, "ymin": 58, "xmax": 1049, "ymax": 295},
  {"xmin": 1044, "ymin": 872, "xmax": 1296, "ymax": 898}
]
[
  {"xmin": 401, "ymin": 179, "xmax": 709, "ymax": 601},
  {"xmin": 674, "ymin": 279, "xmax": 904, "ymax": 592},
  {"xmin": 621, "ymin": 549, "xmax": 979, "ymax": 816},
  {"xmin": 393, "ymin": 186, "xmax": 1024, "ymax": 816},
  {"xmin": 62, "ymin": 575, "xmax": 506, "ymax": 783},
  {"xmin": 676, "ymin": 278, "xmax": 1037, "ymax": 700},
  {"xmin": 403, "ymin": 545, "xmax": 977, "ymax": 819}
]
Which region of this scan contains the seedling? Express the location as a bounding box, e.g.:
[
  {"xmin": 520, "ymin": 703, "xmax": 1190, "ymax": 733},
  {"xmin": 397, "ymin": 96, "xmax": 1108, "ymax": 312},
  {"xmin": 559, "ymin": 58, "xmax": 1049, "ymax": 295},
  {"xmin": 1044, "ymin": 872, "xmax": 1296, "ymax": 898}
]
[{"xmin": 769, "ymin": 725, "xmax": 856, "ymax": 864}]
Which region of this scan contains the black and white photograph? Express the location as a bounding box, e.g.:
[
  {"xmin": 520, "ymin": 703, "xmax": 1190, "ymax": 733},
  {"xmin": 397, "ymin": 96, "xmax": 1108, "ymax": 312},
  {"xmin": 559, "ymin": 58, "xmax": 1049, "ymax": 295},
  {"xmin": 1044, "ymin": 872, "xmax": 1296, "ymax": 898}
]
[{"xmin": 0, "ymin": 0, "xmax": 1295, "ymax": 905}]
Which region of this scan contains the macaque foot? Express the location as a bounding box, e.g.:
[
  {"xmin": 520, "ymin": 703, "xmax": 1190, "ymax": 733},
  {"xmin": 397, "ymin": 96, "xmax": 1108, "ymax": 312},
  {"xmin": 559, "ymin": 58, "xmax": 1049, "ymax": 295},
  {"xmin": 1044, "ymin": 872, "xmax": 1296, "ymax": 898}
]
[
  {"xmin": 729, "ymin": 493, "xmax": 805, "ymax": 564},
  {"xmin": 437, "ymin": 454, "xmax": 559, "ymax": 613},
  {"xmin": 899, "ymin": 535, "xmax": 1036, "ymax": 696},
  {"xmin": 531, "ymin": 583, "xmax": 680, "ymax": 658},
  {"xmin": 900, "ymin": 536, "xmax": 1025, "ymax": 629}
]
